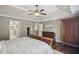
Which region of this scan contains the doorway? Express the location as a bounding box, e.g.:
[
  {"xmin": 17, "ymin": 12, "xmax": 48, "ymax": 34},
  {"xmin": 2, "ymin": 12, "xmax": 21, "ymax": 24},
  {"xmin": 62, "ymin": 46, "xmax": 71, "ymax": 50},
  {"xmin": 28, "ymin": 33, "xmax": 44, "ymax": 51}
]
[{"xmin": 9, "ymin": 20, "xmax": 20, "ymax": 39}]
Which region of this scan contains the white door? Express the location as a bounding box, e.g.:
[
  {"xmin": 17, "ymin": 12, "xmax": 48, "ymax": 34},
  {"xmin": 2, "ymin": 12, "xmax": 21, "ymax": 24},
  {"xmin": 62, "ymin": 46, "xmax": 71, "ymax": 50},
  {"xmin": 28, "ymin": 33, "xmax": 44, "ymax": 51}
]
[
  {"xmin": 10, "ymin": 20, "xmax": 20, "ymax": 39},
  {"xmin": 39, "ymin": 24, "xmax": 43, "ymax": 36}
]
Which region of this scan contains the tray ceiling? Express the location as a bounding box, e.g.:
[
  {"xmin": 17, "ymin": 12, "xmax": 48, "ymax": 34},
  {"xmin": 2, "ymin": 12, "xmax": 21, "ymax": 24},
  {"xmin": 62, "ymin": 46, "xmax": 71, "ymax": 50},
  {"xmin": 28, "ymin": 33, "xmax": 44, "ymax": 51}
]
[{"xmin": 0, "ymin": 5, "xmax": 71, "ymax": 22}]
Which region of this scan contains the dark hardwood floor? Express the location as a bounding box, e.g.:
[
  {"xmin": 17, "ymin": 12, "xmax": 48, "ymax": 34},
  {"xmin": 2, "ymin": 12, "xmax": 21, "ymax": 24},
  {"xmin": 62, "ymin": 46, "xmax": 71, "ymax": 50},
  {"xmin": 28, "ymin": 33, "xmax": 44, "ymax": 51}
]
[{"xmin": 52, "ymin": 42, "xmax": 79, "ymax": 54}]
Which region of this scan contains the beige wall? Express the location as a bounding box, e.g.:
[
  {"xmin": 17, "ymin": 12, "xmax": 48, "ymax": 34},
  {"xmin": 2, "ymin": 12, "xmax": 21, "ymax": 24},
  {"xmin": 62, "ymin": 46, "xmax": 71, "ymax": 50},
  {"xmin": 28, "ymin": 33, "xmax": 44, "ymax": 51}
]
[
  {"xmin": 41, "ymin": 20, "xmax": 62, "ymax": 42},
  {"xmin": 0, "ymin": 16, "xmax": 36, "ymax": 40},
  {"xmin": 20, "ymin": 20, "xmax": 36, "ymax": 37},
  {"xmin": 0, "ymin": 17, "xmax": 9, "ymax": 40},
  {"xmin": 0, "ymin": 16, "xmax": 62, "ymax": 42}
]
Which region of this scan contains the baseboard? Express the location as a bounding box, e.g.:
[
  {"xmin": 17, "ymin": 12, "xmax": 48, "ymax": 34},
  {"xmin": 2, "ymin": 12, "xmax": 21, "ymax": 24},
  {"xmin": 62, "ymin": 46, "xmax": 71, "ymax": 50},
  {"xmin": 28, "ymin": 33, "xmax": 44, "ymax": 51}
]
[
  {"xmin": 63, "ymin": 43, "xmax": 79, "ymax": 48},
  {"xmin": 53, "ymin": 49, "xmax": 64, "ymax": 54},
  {"xmin": 56, "ymin": 40, "xmax": 61, "ymax": 43}
]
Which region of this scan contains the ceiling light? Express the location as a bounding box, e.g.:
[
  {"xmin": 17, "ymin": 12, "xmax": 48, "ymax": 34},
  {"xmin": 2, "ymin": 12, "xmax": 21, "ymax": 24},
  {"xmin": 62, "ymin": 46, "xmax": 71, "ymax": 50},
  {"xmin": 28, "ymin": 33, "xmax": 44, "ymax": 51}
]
[{"xmin": 35, "ymin": 13, "xmax": 40, "ymax": 16}]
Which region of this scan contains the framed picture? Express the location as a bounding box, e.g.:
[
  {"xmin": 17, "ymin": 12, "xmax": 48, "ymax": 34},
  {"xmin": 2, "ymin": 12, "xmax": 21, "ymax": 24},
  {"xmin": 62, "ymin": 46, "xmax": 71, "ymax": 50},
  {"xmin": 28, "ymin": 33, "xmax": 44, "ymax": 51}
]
[{"xmin": 45, "ymin": 24, "xmax": 53, "ymax": 30}]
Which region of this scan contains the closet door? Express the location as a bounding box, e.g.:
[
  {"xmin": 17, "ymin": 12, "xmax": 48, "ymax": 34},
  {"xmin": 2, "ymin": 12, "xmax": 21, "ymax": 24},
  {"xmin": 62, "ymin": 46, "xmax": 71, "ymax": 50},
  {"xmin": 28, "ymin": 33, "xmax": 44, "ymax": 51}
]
[
  {"xmin": 71, "ymin": 20, "xmax": 79, "ymax": 47},
  {"xmin": 62, "ymin": 18, "xmax": 79, "ymax": 48},
  {"xmin": 62, "ymin": 20, "xmax": 73, "ymax": 45}
]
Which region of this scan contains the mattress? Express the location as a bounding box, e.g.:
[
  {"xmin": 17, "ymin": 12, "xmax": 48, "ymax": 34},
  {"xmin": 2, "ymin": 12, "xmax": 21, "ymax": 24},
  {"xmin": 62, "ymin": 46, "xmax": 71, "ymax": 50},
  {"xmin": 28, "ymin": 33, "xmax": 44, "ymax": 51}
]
[{"xmin": 0, "ymin": 37, "xmax": 53, "ymax": 54}]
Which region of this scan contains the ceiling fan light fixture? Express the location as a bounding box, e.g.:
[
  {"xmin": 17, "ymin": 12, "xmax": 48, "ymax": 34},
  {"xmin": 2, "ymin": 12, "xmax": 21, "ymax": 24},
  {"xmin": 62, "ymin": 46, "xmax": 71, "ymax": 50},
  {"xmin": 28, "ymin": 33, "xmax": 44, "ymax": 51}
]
[
  {"xmin": 28, "ymin": 5, "xmax": 47, "ymax": 17},
  {"xmin": 35, "ymin": 13, "xmax": 40, "ymax": 16}
]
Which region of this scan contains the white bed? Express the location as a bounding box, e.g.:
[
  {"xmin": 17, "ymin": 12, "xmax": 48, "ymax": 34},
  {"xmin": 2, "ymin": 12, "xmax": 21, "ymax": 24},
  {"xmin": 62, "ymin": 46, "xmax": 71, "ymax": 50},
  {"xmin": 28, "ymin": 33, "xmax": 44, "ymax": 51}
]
[{"xmin": 0, "ymin": 37, "xmax": 53, "ymax": 54}]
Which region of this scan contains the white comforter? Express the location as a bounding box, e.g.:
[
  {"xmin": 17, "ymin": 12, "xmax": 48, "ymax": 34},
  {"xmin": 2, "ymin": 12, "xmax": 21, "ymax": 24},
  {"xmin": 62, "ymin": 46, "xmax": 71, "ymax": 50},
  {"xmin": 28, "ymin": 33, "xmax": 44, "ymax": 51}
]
[{"xmin": 0, "ymin": 37, "xmax": 53, "ymax": 54}]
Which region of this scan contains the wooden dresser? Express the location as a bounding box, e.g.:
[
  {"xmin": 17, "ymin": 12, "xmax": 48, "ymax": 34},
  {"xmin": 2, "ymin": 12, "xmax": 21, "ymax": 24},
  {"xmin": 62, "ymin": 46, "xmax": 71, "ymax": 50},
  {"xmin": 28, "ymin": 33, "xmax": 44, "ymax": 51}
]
[
  {"xmin": 42, "ymin": 31, "xmax": 55, "ymax": 38},
  {"xmin": 42, "ymin": 31, "xmax": 56, "ymax": 42}
]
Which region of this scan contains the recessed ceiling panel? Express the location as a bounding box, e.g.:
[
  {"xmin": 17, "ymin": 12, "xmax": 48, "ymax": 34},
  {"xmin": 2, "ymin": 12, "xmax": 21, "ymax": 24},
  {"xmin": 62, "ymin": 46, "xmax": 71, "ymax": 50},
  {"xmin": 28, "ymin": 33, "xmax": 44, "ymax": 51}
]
[{"xmin": 18, "ymin": 5, "xmax": 58, "ymax": 13}]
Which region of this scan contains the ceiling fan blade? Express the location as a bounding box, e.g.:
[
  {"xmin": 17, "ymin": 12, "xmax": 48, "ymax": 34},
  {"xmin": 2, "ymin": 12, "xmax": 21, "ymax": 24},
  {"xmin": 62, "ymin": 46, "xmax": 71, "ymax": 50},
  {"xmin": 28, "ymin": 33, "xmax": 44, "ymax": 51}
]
[
  {"xmin": 40, "ymin": 13, "xmax": 47, "ymax": 15},
  {"xmin": 28, "ymin": 10, "xmax": 34, "ymax": 12},
  {"xmin": 28, "ymin": 13, "xmax": 34, "ymax": 15},
  {"xmin": 40, "ymin": 9, "xmax": 44, "ymax": 12}
]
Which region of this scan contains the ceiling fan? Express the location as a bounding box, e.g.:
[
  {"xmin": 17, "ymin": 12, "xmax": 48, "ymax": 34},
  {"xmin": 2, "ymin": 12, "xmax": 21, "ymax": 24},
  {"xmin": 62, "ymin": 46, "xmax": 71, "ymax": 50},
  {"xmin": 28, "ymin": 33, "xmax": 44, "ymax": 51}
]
[{"xmin": 28, "ymin": 5, "xmax": 47, "ymax": 17}]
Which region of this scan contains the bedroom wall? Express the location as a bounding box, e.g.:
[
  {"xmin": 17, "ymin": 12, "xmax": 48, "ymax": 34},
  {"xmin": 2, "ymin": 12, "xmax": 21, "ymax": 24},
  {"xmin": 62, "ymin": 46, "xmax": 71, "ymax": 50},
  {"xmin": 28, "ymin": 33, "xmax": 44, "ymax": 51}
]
[
  {"xmin": 41, "ymin": 20, "xmax": 62, "ymax": 42},
  {"xmin": 0, "ymin": 17, "xmax": 9, "ymax": 40},
  {"xmin": 20, "ymin": 20, "xmax": 36, "ymax": 37},
  {"xmin": 0, "ymin": 16, "xmax": 36, "ymax": 40}
]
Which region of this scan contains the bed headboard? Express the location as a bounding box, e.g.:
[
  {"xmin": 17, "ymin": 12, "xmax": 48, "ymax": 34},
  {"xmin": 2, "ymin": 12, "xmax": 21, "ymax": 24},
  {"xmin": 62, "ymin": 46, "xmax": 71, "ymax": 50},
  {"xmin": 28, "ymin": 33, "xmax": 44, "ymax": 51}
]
[{"xmin": 42, "ymin": 31, "xmax": 55, "ymax": 39}]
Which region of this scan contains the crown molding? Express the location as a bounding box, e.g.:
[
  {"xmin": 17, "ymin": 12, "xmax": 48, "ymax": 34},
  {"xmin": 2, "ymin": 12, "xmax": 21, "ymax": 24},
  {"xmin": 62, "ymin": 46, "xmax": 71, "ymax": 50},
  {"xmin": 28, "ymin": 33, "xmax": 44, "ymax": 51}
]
[
  {"xmin": 0, "ymin": 14, "xmax": 72, "ymax": 23},
  {"xmin": 9, "ymin": 5, "xmax": 28, "ymax": 12},
  {"xmin": 38, "ymin": 14, "xmax": 72, "ymax": 22},
  {"xmin": 0, "ymin": 14, "xmax": 38, "ymax": 22}
]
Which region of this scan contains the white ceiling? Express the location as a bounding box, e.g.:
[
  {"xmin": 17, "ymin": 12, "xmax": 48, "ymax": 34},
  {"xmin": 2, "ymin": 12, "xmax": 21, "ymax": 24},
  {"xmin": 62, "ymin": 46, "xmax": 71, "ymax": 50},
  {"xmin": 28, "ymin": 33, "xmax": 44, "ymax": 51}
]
[
  {"xmin": 0, "ymin": 5, "xmax": 72, "ymax": 22},
  {"xmin": 18, "ymin": 5, "xmax": 58, "ymax": 13}
]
